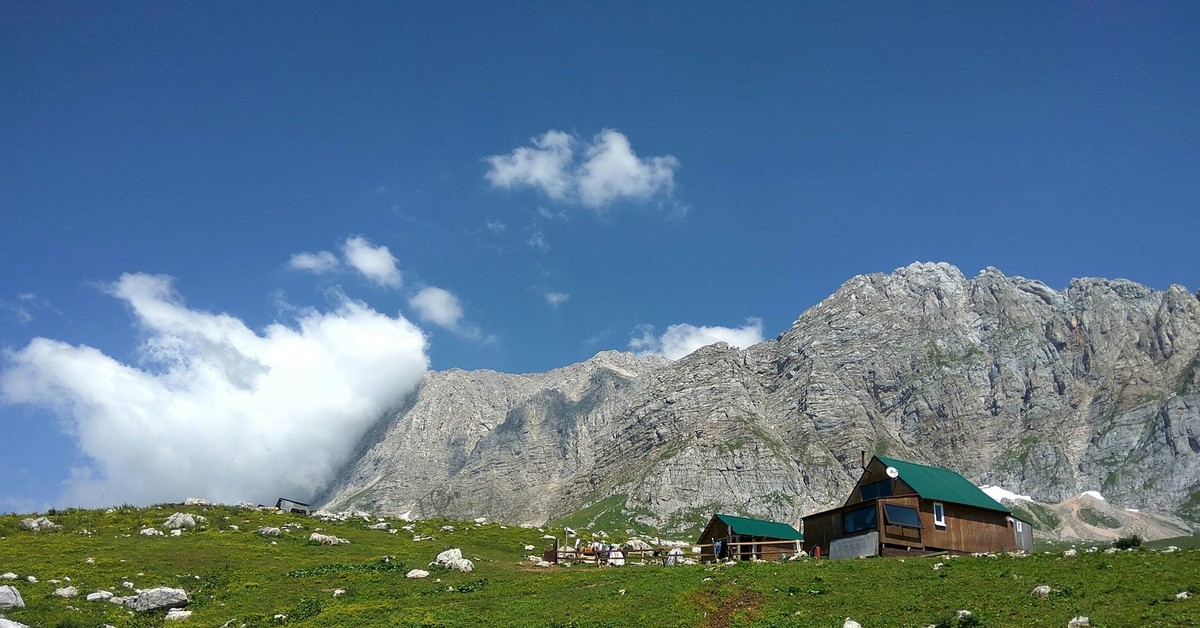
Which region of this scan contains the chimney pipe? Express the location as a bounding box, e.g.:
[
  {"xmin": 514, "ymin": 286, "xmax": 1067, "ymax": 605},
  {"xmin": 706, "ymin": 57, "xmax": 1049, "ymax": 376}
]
[{"xmin": 860, "ymin": 450, "xmax": 866, "ymax": 469}]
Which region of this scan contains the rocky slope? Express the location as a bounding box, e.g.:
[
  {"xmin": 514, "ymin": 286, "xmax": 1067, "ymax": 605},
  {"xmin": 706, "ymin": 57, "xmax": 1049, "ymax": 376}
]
[{"xmin": 316, "ymin": 263, "xmax": 1200, "ymax": 533}]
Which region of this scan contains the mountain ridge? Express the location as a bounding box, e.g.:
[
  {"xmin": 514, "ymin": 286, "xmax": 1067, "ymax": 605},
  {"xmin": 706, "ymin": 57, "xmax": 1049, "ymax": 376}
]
[{"xmin": 316, "ymin": 262, "xmax": 1200, "ymax": 533}]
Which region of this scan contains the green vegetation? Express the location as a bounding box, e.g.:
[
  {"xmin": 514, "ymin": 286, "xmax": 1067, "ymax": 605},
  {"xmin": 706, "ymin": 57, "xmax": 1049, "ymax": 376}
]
[
  {"xmin": 1078, "ymin": 507, "xmax": 1121, "ymax": 529},
  {"xmin": 1177, "ymin": 355, "xmax": 1200, "ymax": 394},
  {"xmin": 1113, "ymin": 534, "xmax": 1143, "ymax": 550},
  {"xmin": 2, "ymin": 505, "xmax": 1199, "ymax": 627},
  {"xmin": 1007, "ymin": 501, "xmax": 1062, "ymax": 531}
]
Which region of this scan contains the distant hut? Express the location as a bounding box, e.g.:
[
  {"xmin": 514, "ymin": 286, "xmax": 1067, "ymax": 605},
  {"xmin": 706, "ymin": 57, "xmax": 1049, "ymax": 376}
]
[
  {"xmin": 696, "ymin": 514, "xmax": 803, "ymax": 562},
  {"xmin": 802, "ymin": 455, "xmax": 1033, "ymax": 559},
  {"xmin": 275, "ymin": 497, "xmax": 311, "ymax": 515}
]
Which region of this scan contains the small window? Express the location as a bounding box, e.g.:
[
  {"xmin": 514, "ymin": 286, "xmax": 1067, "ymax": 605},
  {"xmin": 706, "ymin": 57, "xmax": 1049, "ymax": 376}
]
[
  {"xmin": 860, "ymin": 479, "xmax": 893, "ymax": 501},
  {"xmin": 1015, "ymin": 520, "xmax": 1023, "ymax": 533},
  {"xmin": 933, "ymin": 502, "xmax": 946, "ymax": 527},
  {"xmin": 883, "ymin": 503, "xmax": 922, "ymax": 528}
]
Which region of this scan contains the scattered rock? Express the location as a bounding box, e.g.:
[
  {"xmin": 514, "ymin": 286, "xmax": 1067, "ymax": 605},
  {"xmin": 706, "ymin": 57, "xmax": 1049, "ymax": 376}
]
[
  {"xmin": 183, "ymin": 498, "xmax": 210, "ymax": 506},
  {"xmin": 19, "ymin": 517, "xmax": 61, "ymax": 532},
  {"xmin": 0, "ymin": 574, "xmax": 14, "ymax": 581},
  {"xmin": 333, "ymin": 588, "xmax": 346, "ymax": 597},
  {"xmin": 844, "ymin": 619, "xmax": 862, "ymax": 628},
  {"xmin": 406, "ymin": 569, "xmax": 430, "ymax": 579},
  {"xmin": 1163, "ymin": 546, "xmax": 1180, "ymax": 553},
  {"xmin": 170, "ymin": 529, "xmax": 183, "ymax": 537},
  {"xmin": 1062, "ymin": 549, "xmax": 1077, "ymax": 557},
  {"xmin": 367, "ymin": 522, "xmax": 389, "ymax": 530},
  {"xmin": 109, "ymin": 596, "xmax": 127, "ymax": 605},
  {"xmin": 1177, "ymin": 591, "xmax": 1191, "ymax": 600},
  {"xmin": 1030, "ymin": 585, "xmax": 1053, "ymax": 598},
  {"xmin": 441, "ymin": 526, "xmax": 456, "ymax": 532},
  {"xmin": 431, "ymin": 548, "xmax": 474, "ymax": 572},
  {"xmin": 140, "ymin": 528, "xmax": 164, "ymax": 536},
  {"xmin": 474, "ymin": 517, "xmax": 487, "ymax": 524},
  {"xmin": 524, "ymin": 544, "xmax": 535, "ymax": 551},
  {"xmin": 86, "ymin": 557, "xmax": 95, "ymax": 564},
  {"xmin": 0, "ymin": 617, "xmax": 32, "ymax": 628},
  {"xmin": 122, "ymin": 581, "xmax": 135, "ymax": 589},
  {"xmin": 257, "ymin": 527, "xmax": 282, "ymax": 537},
  {"xmin": 1068, "ymin": 616, "xmax": 1090, "ymax": 627},
  {"xmin": 956, "ymin": 610, "xmax": 972, "ymax": 619},
  {"xmin": 87, "ymin": 591, "xmax": 114, "ymax": 602},
  {"xmin": 24, "ymin": 577, "xmax": 35, "ymax": 584},
  {"xmin": 274, "ymin": 614, "xmax": 287, "ymax": 622},
  {"xmin": 164, "ymin": 513, "xmax": 206, "ymax": 529},
  {"xmin": 228, "ymin": 525, "xmax": 238, "ymax": 531},
  {"xmin": 0, "ymin": 585, "xmax": 25, "ymax": 609},
  {"xmin": 54, "ymin": 585, "xmax": 78, "ymax": 598},
  {"xmin": 123, "ymin": 587, "xmax": 188, "ymax": 612},
  {"xmin": 165, "ymin": 608, "xmax": 192, "ymax": 621},
  {"xmin": 309, "ymin": 533, "xmax": 350, "ymax": 545},
  {"xmin": 933, "ymin": 562, "xmax": 944, "ymax": 570}
]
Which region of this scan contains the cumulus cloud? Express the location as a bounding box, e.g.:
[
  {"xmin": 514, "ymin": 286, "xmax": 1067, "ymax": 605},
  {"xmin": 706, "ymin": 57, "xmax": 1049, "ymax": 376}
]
[
  {"xmin": 630, "ymin": 318, "xmax": 764, "ymax": 360},
  {"xmin": 0, "ymin": 273, "xmax": 428, "ymax": 506},
  {"xmin": 408, "ymin": 286, "xmax": 463, "ymax": 328},
  {"xmin": 485, "ymin": 129, "xmax": 679, "ymax": 209},
  {"xmin": 342, "ymin": 236, "xmax": 402, "ymax": 288},
  {"xmin": 287, "ymin": 251, "xmax": 340, "ymax": 274}
]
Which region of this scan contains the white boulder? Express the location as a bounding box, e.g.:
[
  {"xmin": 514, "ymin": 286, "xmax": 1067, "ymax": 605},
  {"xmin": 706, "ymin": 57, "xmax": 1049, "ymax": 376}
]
[
  {"xmin": 0, "ymin": 618, "xmax": 31, "ymax": 628},
  {"xmin": 1068, "ymin": 617, "xmax": 1090, "ymax": 627},
  {"xmin": 164, "ymin": 513, "xmax": 206, "ymax": 529},
  {"xmin": 257, "ymin": 527, "xmax": 282, "ymax": 537},
  {"xmin": 309, "ymin": 533, "xmax": 350, "ymax": 545},
  {"xmin": 406, "ymin": 569, "xmax": 430, "ymax": 579},
  {"xmin": 432, "ymin": 548, "xmax": 474, "ymax": 572},
  {"xmin": 183, "ymin": 498, "xmax": 210, "ymax": 506},
  {"xmin": 140, "ymin": 528, "xmax": 164, "ymax": 536},
  {"xmin": 87, "ymin": 590, "xmax": 114, "ymax": 602},
  {"xmin": 0, "ymin": 585, "xmax": 25, "ymax": 609},
  {"xmin": 844, "ymin": 620, "xmax": 862, "ymax": 628},
  {"xmin": 54, "ymin": 585, "xmax": 78, "ymax": 598},
  {"xmin": 19, "ymin": 516, "xmax": 61, "ymax": 532},
  {"xmin": 1030, "ymin": 585, "xmax": 1053, "ymax": 598},
  {"xmin": 0, "ymin": 574, "xmax": 15, "ymax": 580},
  {"xmin": 123, "ymin": 587, "xmax": 188, "ymax": 612},
  {"xmin": 367, "ymin": 522, "xmax": 389, "ymax": 530},
  {"xmin": 165, "ymin": 608, "xmax": 193, "ymax": 621}
]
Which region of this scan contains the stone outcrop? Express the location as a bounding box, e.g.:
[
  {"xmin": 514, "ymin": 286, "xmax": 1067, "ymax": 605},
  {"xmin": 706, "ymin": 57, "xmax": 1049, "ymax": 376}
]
[
  {"xmin": 317, "ymin": 263, "xmax": 1200, "ymax": 530},
  {"xmin": 164, "ymin": 513, "xmax": 205, "ymax": 529},
  {"xmin": 19, "ymin": 517, "xmax": 60, "ymax": 532},
  {"xmin": 431, "ymin": 548, "xmax": 474, "ymax": 572},
  {"xmin": 123, "ymin": 587, "xmax": 188, "ymax": 612}
]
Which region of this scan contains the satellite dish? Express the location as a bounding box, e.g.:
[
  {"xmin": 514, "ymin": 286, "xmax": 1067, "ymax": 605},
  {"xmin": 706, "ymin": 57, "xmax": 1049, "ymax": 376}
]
[{"xmin": 885, "ymin": 466, "xmax": 899, "ymax": 479}]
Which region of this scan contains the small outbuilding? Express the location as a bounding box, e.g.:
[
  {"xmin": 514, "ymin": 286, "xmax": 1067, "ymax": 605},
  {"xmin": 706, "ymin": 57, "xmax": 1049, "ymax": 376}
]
[
  {"xmin": 275, "ymin": 497, "xmax": 311, "ymax": 515},
  {"xmin": 696, "ymin": 513, "xmax": 803, "ymax": 562},
  {"xmin": 802, "ymin": 455, "xmax": 1032, "ymax": 559}
]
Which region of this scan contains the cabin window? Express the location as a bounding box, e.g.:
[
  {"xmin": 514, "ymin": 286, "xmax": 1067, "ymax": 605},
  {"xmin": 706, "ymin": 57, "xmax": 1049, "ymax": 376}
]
[
  {"xmin": 860, "ymin": 479, "xmax": 892, "ymax": 500},
  {"xmin": 1015, "ymin": 520, "xmax": 1023, "ymax": 533},
  {"xmin": 843, "ymin": 504, "xmax": 878, "ymax": 534},
  {"xmin": 933, "ymin": 502, "xmax": 946, "ymax": 527},
  {"xmin": 883, "ymin": 503, "xmax": 923, "ymax": 528}
]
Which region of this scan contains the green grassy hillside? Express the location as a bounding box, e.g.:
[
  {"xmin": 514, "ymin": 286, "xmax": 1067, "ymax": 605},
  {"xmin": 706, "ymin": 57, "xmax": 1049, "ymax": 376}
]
[{"xmin": 1, "ymin": 505, "xmax": 1197, "ymax": 627}]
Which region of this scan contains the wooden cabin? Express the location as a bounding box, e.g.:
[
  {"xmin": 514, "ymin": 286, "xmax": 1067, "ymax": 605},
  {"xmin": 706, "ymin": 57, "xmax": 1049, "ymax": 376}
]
[
  {"xmin": 696, "ymin": 513, "xmax": 803, "ymax": 562},
  {"xmin": 802, "ymin": 455, "xmax": 1032, "ymax": 559}
]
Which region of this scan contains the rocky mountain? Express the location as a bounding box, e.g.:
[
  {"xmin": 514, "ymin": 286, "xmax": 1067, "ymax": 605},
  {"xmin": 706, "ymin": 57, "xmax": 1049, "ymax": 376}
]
[{"xmin": 316, "ymin": 262, "xmax": 1200, "ymax": 534}]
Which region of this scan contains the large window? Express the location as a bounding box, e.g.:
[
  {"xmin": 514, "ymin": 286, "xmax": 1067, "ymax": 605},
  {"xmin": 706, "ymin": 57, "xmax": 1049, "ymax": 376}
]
[
  {"xmin": 860, "ymin": 479, "xmax": 892, "ymax": 501},
  {"xmin": 843, "ymin": 504, "xmax": 878, "ymax": 534},
  {"xmin": 883, "ymin": 503, "xmax": 922, "ymax": 528}
]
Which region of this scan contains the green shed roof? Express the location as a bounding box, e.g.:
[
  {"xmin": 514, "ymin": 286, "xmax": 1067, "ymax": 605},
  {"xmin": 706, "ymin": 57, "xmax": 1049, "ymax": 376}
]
[
  {"xmin": 714, "ymin": 514, "xmax": 803, "ymax": 540},
  {"xmin": 875, "ymin": 455, "xmax": 1010, "ymax": 514}
]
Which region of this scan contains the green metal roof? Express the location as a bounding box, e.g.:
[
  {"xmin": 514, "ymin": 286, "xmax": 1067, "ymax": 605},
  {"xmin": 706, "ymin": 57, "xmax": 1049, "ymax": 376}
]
[
  {"xmin": 715, "ymin": 514, "xmax": 803, "ymax": 540},
  {"xmin": 874, "ymin": 455, "xmax": 1010, "ymax": 514}
]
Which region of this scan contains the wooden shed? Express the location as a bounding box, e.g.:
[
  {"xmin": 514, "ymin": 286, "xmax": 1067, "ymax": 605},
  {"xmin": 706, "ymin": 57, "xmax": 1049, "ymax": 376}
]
[
  {"xmin": 802, "ymin": 455, "xmax": 1031, "ymax": 559},
  {"xmin": 696, "ymin": 513, "xmax": 803, "ymax": 562}
]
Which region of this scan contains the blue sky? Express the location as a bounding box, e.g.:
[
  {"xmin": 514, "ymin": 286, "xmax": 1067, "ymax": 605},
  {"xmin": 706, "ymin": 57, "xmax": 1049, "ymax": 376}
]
[{"xmin": 2, "ymin": 2, "xmax": 1197, "ymax": 513}]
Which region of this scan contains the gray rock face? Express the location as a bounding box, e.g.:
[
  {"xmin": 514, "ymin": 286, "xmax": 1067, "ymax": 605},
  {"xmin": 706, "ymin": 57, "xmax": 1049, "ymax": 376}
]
[
  {"xmin": 0, "ymin": 585, "xmax": 24, "ymax": 609},
  {"xmin": 123, "ymin": 587, "xmax": 187, "ymax": 612},
  {"xmin": 317, "ymin": 263, "xmax": 1200, "ymax": 529}
]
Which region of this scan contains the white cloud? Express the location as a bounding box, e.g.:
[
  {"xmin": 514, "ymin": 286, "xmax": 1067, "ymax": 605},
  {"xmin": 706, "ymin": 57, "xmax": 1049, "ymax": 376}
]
[
  {"xmin": 485, "ymin": 129, "xmax": 679, "ymax": 210},
  {"xmin": 342, "ymin": 236, "xmax": 402, "ymax": 288},
  {"xmin": 630, "ymin": 318, "xmax": 764, "ymax": 360},
  {"xmin": 576, "ymin": 130, "xmax": 679, "ymax": 208},
  {"xmin": 484, "ymin": 130, "xmax": 574, "ymax": 201},
  {"xmin": 0, "ymin": 273, "xmax": 428, "ymax": 507},
  {"xmin": 544, "ymin": 292, "xmax": 569, "ymax": 308},
  {"xmin": 485, "ymin": 220, "xmax": 507, "ymax": 234},
  {"xmin": 286, "ymin": 250, "xmax": 340, "ymax": 274},
  {"xmin": 408, "ymin": 286, "xmax": 464, "ymax": 329}
]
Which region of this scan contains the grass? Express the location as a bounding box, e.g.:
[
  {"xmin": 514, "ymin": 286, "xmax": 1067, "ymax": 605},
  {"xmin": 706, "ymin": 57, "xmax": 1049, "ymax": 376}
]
[
  {"xmin": 1078, "ymin": 508, "xmax": 1121, "ymax": 529},
  {"xmin": 1, "ymin": 505, "xmax": 1198, "ymax": 627}
]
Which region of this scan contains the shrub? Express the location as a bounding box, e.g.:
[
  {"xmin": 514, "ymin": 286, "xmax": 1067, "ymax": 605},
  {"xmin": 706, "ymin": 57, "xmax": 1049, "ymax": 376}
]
[{"xmin": 1113, "ymin": 534, "xmax": 1143, "ymax": 550}]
